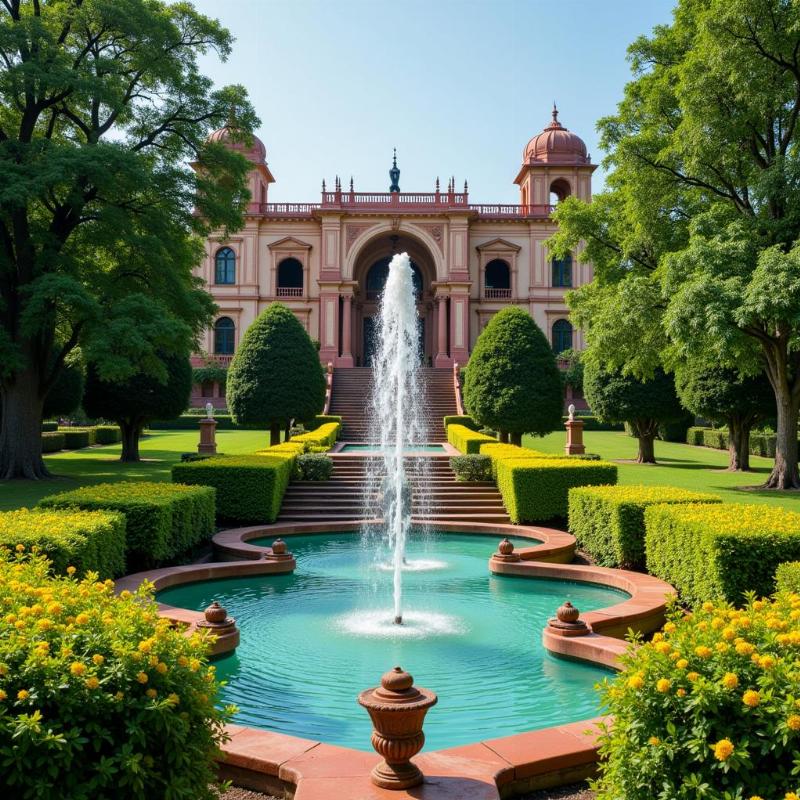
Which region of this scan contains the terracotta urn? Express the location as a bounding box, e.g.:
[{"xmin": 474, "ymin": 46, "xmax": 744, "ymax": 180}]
[
  {"xmin": 358, "ymin": 666, "xmax": 437, "ymax": 790},
  {"xmin": 264, "ymin": 538, "xmax": 293, "ymax": 562},
  {"xmin": 492, "ymin": 537, "xmax": 521, "ymax": 563},
  {"xmin": 203, "ymin": 600, "xmax": 228, "ymax": 624},
  {"xmin": 547, "ymin": 600, "xmax": 589, "ymax": 637}
]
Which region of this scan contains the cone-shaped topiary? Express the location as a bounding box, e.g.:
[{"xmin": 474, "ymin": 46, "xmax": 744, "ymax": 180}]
[
  {"xmin": 226, "ymin": 303, "xmax": 325, "ymax": 445},
  {"xmin": 463, "ymin": 306, "xmax": 563, "ymax": 445}
]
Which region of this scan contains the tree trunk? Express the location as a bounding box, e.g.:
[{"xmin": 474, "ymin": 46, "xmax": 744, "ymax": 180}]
[
  {"xmin": 509, "ymin": 431, "xmax": 523, "ymax": 447},
  {"xmin": 727, "ymin": 415, "xmax": 752, "ymax": 472},
  {"xmin": 270, "ymin": 423, "xmax": 281, "ymax": 447},
  {"xmin": 765, "ymin": 394, "xmax": 800, "ymax": 489},
  {"xmin": 631, "ymin": 418, "xmax": 658, "ymax": 464},
  {"xmin": 119, "ymin": 420, "xmax": 141, "ymax": 462},
  {"xmin": 284, "ymin": 421, "xmax": 291, "ymax": 441},
  {"xmin": 499, "ymin": 431, "xmax": 509, "ymax": 443},
  {"xmin": 0, "ymin": 367, "xmax": 48, "ymax": 479}
]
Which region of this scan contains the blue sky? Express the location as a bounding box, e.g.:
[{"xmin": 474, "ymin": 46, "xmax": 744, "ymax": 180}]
[{"xmin": 188, "ymin": 0, "xmax": 675, "ymax": 203}]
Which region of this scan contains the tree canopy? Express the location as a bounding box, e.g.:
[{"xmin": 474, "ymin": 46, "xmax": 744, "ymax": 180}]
[
  {"xmin": 42, "ymin": 349, "xmax": 84, "ymax": 420},
  {"xmin": 463, "ymin": 306, "xmax": 563, "ymax": 445},
  {"xmin": 226, "ymin": 304, "xmax": 325, "ymax": 446},
  {"xmin": 0, "ymin": 0, "xmax": 258, "ymax": 478}
]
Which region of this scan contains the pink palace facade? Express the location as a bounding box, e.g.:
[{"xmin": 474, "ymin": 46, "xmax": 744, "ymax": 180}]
[{"xmin": 192, "ymin": 108, "xmax": 595, "ymax": 405}]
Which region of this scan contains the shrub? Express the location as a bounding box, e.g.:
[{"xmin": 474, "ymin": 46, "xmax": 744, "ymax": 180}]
[
  {"xmin": 0, "ymin": 508, "xmax": 125, "ymax": 578},
  {"xmin": 447, "ymin": 423, "xmax": 496, "ymax": 454},
  {"xmin": 41, "ymin": 431, "xmax": 65, "ymax": 453},
  {"xmin": 297, "ymin": 453, "xmax": 333, "ymax": 481},
  {"xmin": 496, "ymin": 457, "xmax": 618, "ymax": 522},
  {"xmin": 58, "ymin": 427, "xmax": 95, "ymax": 449},
  {"xmin": 443, "ymin": 415, "xmax": 480, "ymax": 431},
  {"xmin": 686, "ymin": 426, "xmax": 707, "ymax": 446},
  {"xmin": 0, "ymin": 550, "xmax": 231, "ymax": 800},
  {"xmin": 39, "ymin": 482, "xmax": 214, "ymax": 571},
  {"xmin": 658, "ymin": 411, "xmax": 695, "ymax": 442},
  {"xmin": 703, "ymin": 427, "xmax": 729, "ymax": 450},
  {"xmin": 450, "ymin": 454, "xmax": 492, "ymax": 482},
  {"xmin": 568, "ymin": 485, "xmax": 721, "ymax": 569},
  {"xmin": 645, "ymin": 503, "xmax": 800, "ymax": 605},
  {"xmin": 41, "ymin": 421, "xmax": 58, "ymax": 432},
  {"xmin": 171, "ymin": 454, "xmax": 294, "ymax": 524},
  {"xmin": 305, "ymin": 414, "xmax": 343, "ymax": 430},
  {"xmin": 291, "ymin": 421, "xmax": 340, "ymax": 449},
  {"xmin": 749, "ymin": 431, "xmax": 778, "ymax": 458},
  {"xmin": 94, "ymin": 425, "xmax": 121, "ymax": 445},
  {"xmin": 775, "ymin": 561, "xmax": 800, "ymax": 593},
  {"xmin": 479, "ymin": 441, "xmax": 549, "ymax": 478},
  {"xmin": 594, "ymin": 595, "xmax": 800, "ymax": 800}
]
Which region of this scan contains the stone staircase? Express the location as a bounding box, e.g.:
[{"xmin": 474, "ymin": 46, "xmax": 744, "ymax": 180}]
[
  {"xmin": 329, "ymin": 367, "xmax": 457, "ymax": 442},
  {"xmin": 277, "ymin": 454, "xmax": 509, "ymax": 524}
]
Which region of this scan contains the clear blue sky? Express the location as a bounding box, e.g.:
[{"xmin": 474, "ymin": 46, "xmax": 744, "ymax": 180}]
[{"xmin": 187, "ymin": 0, "xmax": 675, "ymax": 204}]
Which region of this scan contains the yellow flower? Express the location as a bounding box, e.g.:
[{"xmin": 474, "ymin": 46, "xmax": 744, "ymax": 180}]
[
  {"xmin": 742, "ymin": 690, "xmax": 760, "ymax": 707},
  {"xmin": 137, "ymin": 639, "xmax": 153, "ymax": 653},
  {"xmin": 656, "ymin": 678, "xmax": 671, "ymax": 693},
  {"xmin": 15, "ymin": 544, "xmax": 25, "ymax": 552},
  {"xmin": 92, "ymin": 654, "xmax": 104, "ymax": 666},
  {"xmin": 695, "ymin": 645, "xmax": 712, "ymax": 658},
  {"xmin": 74, "ymin": 613, "xmax": 89, "ymax": 625},
  {"xmin": 148, "ymin": 655, "xmax": 158, "ymax": 667},
  {"xmin": 85, "ymin": 676, "xmax": 99, "ymax": 690},
  {"xmin": 114, "ymin": 691, "xmax": 124, "ymax": 701},
  {"xmin": 715, "ymin": 642, "xmax": 729, "ymax": 653},
  {"xmin": 736, "ymin": 641, "xmax": 755, "ymax": 656},
  {"xmin": 663, "ymin": 622, "xmax": 676, "ymax": 633},
  {"xmin": 145, "ymin": 688, "xmax": 157, "ymax": 699},
  {"xmin": 189, "ymin": 658, "xmax": 201, "ymax": 672},
  {"xmin": 748, "ymin": 796, "xmax": 764, "ymax": 800},
  {"xmin": 655, "ymin": 641, "xmax": 671, "ymax": 655},
  {"xmin": 760, "ymin": 655, "xmax": 776, "ymax": 669},
  {"xmin": 69, "ymin": 662, "xmax": 86, "ymax": 677},
  {"xmin": 687, "ymin": 672, "xmax": 700, "ymax": 682},
  {"xmin": 66, "ymin": 566, "xmax": 76, "ymax": 576},
  {"xmin": 167, "ymin": 693, "xmax": 180, "ymax": 705},
  {"xmin": 0, "ymin": 690, "xmax": 6, "ymax": 701},
  {"xmin": 676, "ymin": 659, "xmax": 689, "ymax": 669},
  {"xmin": 17, "ymin": 689, "xmax": 30, "ymax": 701},
  {"xmin": 652, "ymin": 632, "xmax": 664, "ymax": 643},
  {"xmin": 787, "ymin": 715, "xmax": 800, "ymax": 731},
  {"xmin": 785, "ymin": 794, "xmax": 800, "ymax": 800},
  {"xmin": 722, "ymin": 627, "xmax": 736, "ymax": 640},
  {"xmin": 177, "ymin": 656, "xmax": 188, "ymax": 667},
  {"xmin": 136, "ymin": 671, "xmax": 148, "ymax": 684},
  {"xmin": 648, "ymin": 736, "xmax": 660, "ymax": 745},
  {"xmin": 713, "ymin": 738, "xmax": 734, "ymax": 761},
  {"xmin": 156, "ymin": 662, "xmax": 167, "ymax": 675},
  {"xmin": 721, "ymin": 673, "xmax": 739, "ymax": 690},
  {"xmin": 702, "ymin": 601, "xmax": 715, "ymax": 612},
  {"xmin": 676, "ymin": 688, "xmax": 687, "ymax": 697}
]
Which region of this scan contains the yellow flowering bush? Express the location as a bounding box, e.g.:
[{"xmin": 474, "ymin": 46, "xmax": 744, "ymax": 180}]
[
  {"xmin": 594, "ymin": 594, "xmax": 800, "ymax": 800},
  {"xmin": 776, "ymin": 562, "xmax": 800, "ymax": 594},
  {"xmin": 0, "ymin": 550, "xmax": 232, "ymax": 800}
]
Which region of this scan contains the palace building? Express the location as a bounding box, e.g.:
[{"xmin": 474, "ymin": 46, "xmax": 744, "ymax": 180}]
[{"xmin": 192, "ymin": 107, "xmax": 594, "ymax": 406}]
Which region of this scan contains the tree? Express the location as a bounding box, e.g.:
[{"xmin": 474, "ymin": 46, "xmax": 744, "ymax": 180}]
[
  {"xmin": 83, "ymin": 353, "xmax": 192, "ymax": 462},
  {"xmin": 0, "ymin": 1, "xmax": 258, "ymax": 479},
  {"xmin": 463, "ymin": 306, "xmax": 563, "ymax": 446},
  {"xmin": 675, "ymin": 364, "xmax": 775, "ymax": 472},
  {"xmin": 584, "ymin": 364, "xmax": 684, "ymax": 464},
  {"xmin": 42, "ymin": 349, "xmax": 84, "ymax": 420},
  {"xmin": 226, "ymin": 304, "xmax": 325, "ymax": 446}
]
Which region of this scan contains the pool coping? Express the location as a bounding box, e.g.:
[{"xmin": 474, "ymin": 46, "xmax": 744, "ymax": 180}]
[{"xmin": 115, "ymin": 521, "xmax": 675, "ymax": 799}]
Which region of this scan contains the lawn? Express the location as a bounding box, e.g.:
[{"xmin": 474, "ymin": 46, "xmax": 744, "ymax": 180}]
[
  {"xmin": 525, "ymin": 430, "xmax": 800, "ymax": 511},
  {"xmin": 0, "ymin": 429, "xmax": 271, "ymax": 511}
]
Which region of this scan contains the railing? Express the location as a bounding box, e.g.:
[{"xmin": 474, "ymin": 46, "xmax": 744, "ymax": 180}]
[
  {"xmin": 277, "ymin": 286, "xmax": 304, "ymax": 297},
  {"xmin": 208, "ymin": 354, "xmax": 234, "ymax": 366},
  {"xmin": 261, "ymin": 203, "xmax": 318, "ymax": 217},
  {"xmin": 484, "ymin": 288, "xmax": 512, "ymax": 299},
  {"xmin": 469, "ymin": 204, "xmax": 554, "ymax": 218}
]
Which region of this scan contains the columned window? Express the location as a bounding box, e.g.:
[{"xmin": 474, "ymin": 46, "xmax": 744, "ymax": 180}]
[
  {"xmin": 277, "ymin": 257, "xmax": 304, "ymax": 297},
  {"xmin": 484, "ymin": 259, "xmax": 511, "ymax": 299},
  {"xmin": 214, "ymin": 317, "xmax": 235, "ymax": 355},
  {"xmin": 215, "ymin": 247, "xmax": 236, "ymax": 285},
  {"xmin": 552, "ymin": 254, "xmax": 572, "ymax": 287},
  {"xmin": 552, "ymin": 319, "xmax": 573, "ymax": 354}
]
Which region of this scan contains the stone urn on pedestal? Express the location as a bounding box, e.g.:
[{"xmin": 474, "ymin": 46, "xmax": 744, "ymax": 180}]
[
  {"xmin": 198, "ymin": 402, "xmax": 218, "ymax": 455},
  {"xmin": 358, "ymin": 666, "xmax": 437, "ymax": 790},
  {"xmin": 564, "ymin": 403, "xmax": 586, "ymax": 456}
]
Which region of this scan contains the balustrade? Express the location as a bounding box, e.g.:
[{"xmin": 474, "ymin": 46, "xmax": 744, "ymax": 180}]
[
  {"xmin": 276, "ymin": 286, "xmax": 304, "ymax": 297},
  {"xmin": 485, "ymin": 288, "xmax": 512, "ymax": 299}
]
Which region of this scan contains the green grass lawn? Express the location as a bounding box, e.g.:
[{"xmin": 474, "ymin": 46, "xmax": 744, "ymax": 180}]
[
  {"xmin": 525, "ymin": 430, "xmax": 800, "ymax": 511},
  {"xmin": 0, "ymin": 429, "xmax": 270, "ymax": 511}
]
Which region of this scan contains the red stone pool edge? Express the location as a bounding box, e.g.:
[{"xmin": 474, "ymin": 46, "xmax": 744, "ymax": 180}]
[{"xmin": 114, "ymin": 521, "xmax": 675, "ymax": 800}]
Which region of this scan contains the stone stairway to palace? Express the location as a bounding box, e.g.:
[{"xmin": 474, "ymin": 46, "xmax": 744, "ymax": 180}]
[
  {"xmin": 328, "ymin": 367, "xmax": 457, "ymax": 443},
  {"xmin": 277, "ymin": 454, "xmax": 510, "ymax": 524}
]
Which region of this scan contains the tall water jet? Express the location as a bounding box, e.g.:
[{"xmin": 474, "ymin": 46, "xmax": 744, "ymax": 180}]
[{"xmin": 368, "ymin": 252, "xmax": 427, "ymax": 625}]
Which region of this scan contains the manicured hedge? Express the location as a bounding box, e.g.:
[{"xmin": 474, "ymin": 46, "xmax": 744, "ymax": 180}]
[
  {"xmin": 479, "ymin": 442, "xmax": 549, "ymax": 478},
  {"xmin": 58, "ymin": 427, "xmax": 95, "ymax": 449},
  {"xmin": 41, "ymin": 431, "xmax": 65, "ymax": 453},
  {"xmin": 443, "ymin": 415, "xmax": 480, "ymax": 431},
  {"xmin": 447, "ymin": 423, "xmax": 496, "ymax": 454},
  {"xmin": 568, "ymin": 485, "xmax": 722, "ymax": 569},
  {"xmin": 686, "ymin": 426, "xmax": 788, "ymax": 458},
  {"xmin": 94, "ymin": 425, "xmax": 121, "ymax": 445},
  {"xmin": 39, "ymin": 482, "xmax": 215, "ymax": 570},
  {"xmin": 775, "ymin": 561, "xmax": 800, "ymax": 593},
  {"xmin": 496, "ymin": 457, "xmax": 618, "ymax": 522},
  {"xmin": 645, "ymin": 503, "xmax": 800, "ymax": 605},
  {"xmin": 0, "ymin": 508, "xmax": 125, "ymax": 578},
  {"xmin": 291, "ymin": 421, "xmax": 340, "ymax": 449},
  {"xmin": 686, "ymin": 426, "xmax": 706, "ymax": 446},
  {"xmin": 42, "ymin": 421, "xmax": 59, "ymax": 432},
  {"xmin": 297, "ymin": 453, "xmax": 333, "ymax": 480},
  {"xmin": 172, "ymin": 454, "xmax": 293, "ymax": 524},
  {"xmin": 305, "ymin": 414, "xmax": 343, "ymax": 430}
]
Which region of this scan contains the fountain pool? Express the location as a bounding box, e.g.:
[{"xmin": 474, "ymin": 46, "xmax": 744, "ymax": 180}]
[{"xmin": 158, "ymin": 531, "xmax": 625, "ymax": 751}]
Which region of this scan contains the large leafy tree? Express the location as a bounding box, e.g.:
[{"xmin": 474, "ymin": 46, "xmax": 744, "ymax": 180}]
[
  {"xmin": 226, "ymin": 304, "xmax": 326, "ymax": 446},
  {"xmin": 0, "ymin": 0, "xmax": 258, "ymax": 479},
  {"xmin": 463, "ymin": 306, "xmax": 563, "ymax": 446},
  {"xmin": 42, "ymin": 348, "xmax": 83, "ymax": 420},
  {"xmin": 550, "ymin": 0, "xmax": 800, "ymax": 488},
  {"xmin": 83, "ymin": 352, "xmax": 192, "ymax": 461}
]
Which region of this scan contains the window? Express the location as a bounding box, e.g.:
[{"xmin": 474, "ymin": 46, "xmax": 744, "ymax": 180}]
[
  {"xmin": 201, "ymin": 382, "xmax": 214, "ymax": 398},
  {"xmin": 484, "ymin": 259, "xmax": 511, "ymax": 298},
  {"xmin": 552, "ymin": 255, "xmax": 572, "ymax": 287},
  {"xmin": 549, "ymin": 178, "xmax": 571, "ymax": 206},
  {"xmin": 552, "ymin": 319, "xmax": 573, "ymax": 354},
  {"xmin": 215, "ymin": 247, "xmax": 236, "ymax": 285},
  {"xmin": 214, "ymin": 317, "xmax": 235, "ymax": 355},
  {"xmin": 277, "ymin": 257, "xmax": 303, "ymax": 296}
]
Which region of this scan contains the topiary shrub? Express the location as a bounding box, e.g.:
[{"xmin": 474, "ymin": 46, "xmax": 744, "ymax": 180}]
[
  {"xmin": 450, "ymin": 454, "xmax": 492, "ymax": 482},
  {"xmin": 496, "ymin": 457, "xmax": 618, "ymax": 522},
  {"xmin": 58, "ymin": 427, "xmax": 94, "ymax": 449},
  {"xmin": 594, "ymin": 596, "xmax": 800, "ymax": 800},
  {"xmin": 447, "ymin": 423, "xmax": 496, "ymax": 454},
  {"xmin": 568, "ymin": 485, "xmax": 721, "ymax": 569},
  {"xmin": 443, "ymin": 415, "xmax": 480, "ymax": 431},
  {"xmin": 297, "ymin": 453, "xmax": 333, "ymax": 481},
  {"xmin": 41, "ymin": 431, "xmax": 65, "ymax": 453},
  {"xmin": 39, "ymin": 482, "xmax": 214, "ymax": 571},
  {"xmin": 94, "ymin": 425, "xmax": 122, "ymax": 445},
  {"xmin": 291, "ymin": 421, "xmax": 340, "ymax": 449},
  {"xmin": 703, "ymin": 428, "xmax": 729, "ymax": 450},
  {"xmin": 775, "ymin": 561, "xmax": 800, "ymax": 593},
  {"xmin": 171, "ymin": 454, "xmax": 294, "ymax": 524},
  {"xmin": 479, "ymin": 441, "xmax": 550, "ymax": 478},
  {"xmin": 0, "ymin": 550, "xmax": 232, "ymax": 800},
  {"xmin": 0, "ymin": 508, "xmax": 125, "ymax": 578},
  {"xmin": 645, "ymin": 503, "xmax": 800, "ymax": 605},
  {"xmin": 686, "ymin": 426, "xmax": 708, "ymax": 446}
]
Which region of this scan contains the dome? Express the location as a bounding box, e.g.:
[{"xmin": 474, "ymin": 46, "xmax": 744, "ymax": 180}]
[
  {"xmin": 207, "ymin": 124, "xmax": 267, "ymax": 164},
  {"xmin": 523, "ymin": 106, "xmax": 588, "ymax": 165}
]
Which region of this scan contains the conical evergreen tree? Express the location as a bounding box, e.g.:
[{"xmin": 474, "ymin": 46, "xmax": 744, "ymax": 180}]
[{"xmin": 463, "ymin": 306, "xmax": 563, "ymax": 445}]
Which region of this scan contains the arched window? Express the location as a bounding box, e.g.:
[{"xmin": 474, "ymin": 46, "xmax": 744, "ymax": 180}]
[
  {"xmin": 277, "ymin": 257, "xmax": 304, "ymax": 296},
  {"xmin": 552, "ymin": 254, "xmax": 572, "ymax": 287},
  {"xmin": 484, "ymin": 259, "xmax": 511, "ymax": 298},
  {"xmin": 549, "ymin": 178, "xmax": 571, "ymax": 206},
  {"xmin": 365, "ymin": 257, "xmax": 423, "ymax": 299},
  {"xmin": 214, "ymin": 317, "xmax": 235, "ymax": 355},
  {"xmin": 552, "ymin": 319, "xmax": 573, "ymax": 354},
  {"xmin": 215, "ymin": 247, "xmax": 236, "ymax": 285}
]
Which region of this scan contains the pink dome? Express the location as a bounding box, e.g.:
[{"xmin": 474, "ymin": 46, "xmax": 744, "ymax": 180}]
[
  {"xmin": 207, "ymin": 124, "xmax": 266, "ymax": 164},
  {"xmin": 523, "ymin": 107, "xmax": 588, "ymax": 165}
]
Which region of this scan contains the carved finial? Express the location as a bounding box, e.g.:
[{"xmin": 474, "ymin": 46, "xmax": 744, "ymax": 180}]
[
  {"xmin": 389, "ymin": 149, "xmax": 400, "ymax": 193},
  {"xmin": 322, "ymin": 178, "xmax": 326, "ymax": 192},
  {"xmin": 464, "ymin": 179, "xmax": 468, "ymax": 193},
  {"xmin": 553, "ymin": 101, "xmax": 558, "ymax": 122},
  {"xmin": 435, "ymin": 176, "xmax": 440, "ymax": 191},
  {"xmin": 393, "ymin": 147, "xmax": 397, "ymax": 168},
  {"xmin": 349, "ymin": 175, "xmax": 354, "ymax": 192}
]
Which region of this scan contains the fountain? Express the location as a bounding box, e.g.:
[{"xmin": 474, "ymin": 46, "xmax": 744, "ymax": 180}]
[{"xmin": 367, "ymin": 252, "xmax": 427, "ymax": 626}]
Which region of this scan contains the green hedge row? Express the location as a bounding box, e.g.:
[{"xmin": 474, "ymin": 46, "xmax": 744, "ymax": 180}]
[
  {"xmin": 686, "ymin": 426, "xmax": 792, "ymax": 458},
  {"xmin": 41, "ymin": 431, "xmax": 66, "ymax": 453},
  {"xmin": 40, "ymin": 426, "xmax": 121, "ymax": 453},
  {"xmin": 447, "ymin": 423, "xmax": 497, "ymax": 454},
  {"xmin": 645, "ymin": 503, "xmax": 800, "ymax": 605},
  {"xmin": 58, "ymin": 427, "xmax": 95, "ymax": 449},
  {"xmin": 0, "ymin": 508, "xmax": 126, "ymax": 578},
  {"xmin": 568, "ymin": 485, "xmax": 722, "ymax": 569},
  {"xmin": 443, "ymin": 415, "xmax": 480, "ymax": 431},
  {"xmin": 40, "ymin": 482, "xmax": 215, "ymax": 571},
  {"xmin": 305, "ymin": 414, "xmax": 343, "ymax": 430},
  {"xmin": 172, "ymin": 453, "xmax": 294, "ymax": 524},
  {"xmin": 291, "ymin": 421, "xmax": 340, "ymax": 449},
  {"xmin": 42, "ymin": 421, "xmax": 59, "ymax": 432},
  {"xmin": 94, "ymin": 425, "xmax": 122, "ymax": 444},
  {"xmin": 775, "ymin": 561, "xmax": 800, "ymax": 593}
]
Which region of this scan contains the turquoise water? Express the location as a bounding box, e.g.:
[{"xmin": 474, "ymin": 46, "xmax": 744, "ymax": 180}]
[
  {"xmin": 339, "ymin": 443, "xmax": 446, "ymax": 452},
  {"xmin": 158, "ymin": 533, "xmax": 623, "ymax": 751}
]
